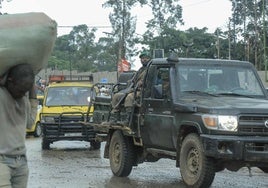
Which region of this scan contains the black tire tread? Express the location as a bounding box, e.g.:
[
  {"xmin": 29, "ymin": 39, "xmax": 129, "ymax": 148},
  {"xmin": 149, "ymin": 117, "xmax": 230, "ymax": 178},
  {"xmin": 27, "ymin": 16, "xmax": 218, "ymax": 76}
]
[
  {"xmin": 33, "ymin": 123, "xmax": 42, "ymax": 137},
  {"xmin": 109, "ymin": 130, "xmax": 135, "ymax": 177},
  {"xmin": 180, "ymin": 133, "xmax": 215, "ymax": 188}
]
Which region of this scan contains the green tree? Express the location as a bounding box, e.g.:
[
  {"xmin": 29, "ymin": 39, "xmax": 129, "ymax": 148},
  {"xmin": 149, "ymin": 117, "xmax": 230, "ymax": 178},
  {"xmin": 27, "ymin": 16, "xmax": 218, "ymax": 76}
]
[
  {"xmin": 230, "ymin": 0, "xmax": 268, "ymax": 69},
  {"xmin": 51, "ymin": 1, "xmax": 268, "ymax": 73},
  {"xmin": 51, "ymin": 24, "xmax": 119, "ymax": 72},
  {"xmin": 95, "ymin": 36, "xmax": 118, "ymax": 71},
  {"xmin": 68, "ymin": 25, "xmax": 97, "ymax": 72},
  {"xmin": 49, "ymin": 35, "xmax": 72, "ymax": 70},
  {"xmin": 142, "ymin": 0, "xmax": 183, "ymax": 49},
  {"xmin": 51, "ymin": 25, "xmax": 102, "ymax": 72},
  {"xmin": 146, "ymin": 27, "xmax": 218, "ymax": 58},
  {"xmin": 103, "ymin": 0, "xmax": 144, "ymax": 64}
]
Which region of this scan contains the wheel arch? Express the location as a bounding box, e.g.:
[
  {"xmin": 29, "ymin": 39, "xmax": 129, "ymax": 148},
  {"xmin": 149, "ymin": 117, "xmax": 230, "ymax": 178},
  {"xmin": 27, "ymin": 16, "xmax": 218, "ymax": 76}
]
[
  {"xmin": 104, "ymin": 129, "xmax": 138, "ymax": 158},
  {"xmin": 176, "ymin": 122, "xmax": 202, "ymax": 167}
]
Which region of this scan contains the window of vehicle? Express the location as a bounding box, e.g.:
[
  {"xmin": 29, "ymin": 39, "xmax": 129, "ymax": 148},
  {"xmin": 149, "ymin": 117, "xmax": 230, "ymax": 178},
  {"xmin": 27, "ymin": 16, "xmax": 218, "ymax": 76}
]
[
  {"xmin": 45, "ymin": 86, "xmax": 92, "ymax": 106},
  {"xmin": 177, "ymin": 63, "xmax": 265, "ymax": 98}
]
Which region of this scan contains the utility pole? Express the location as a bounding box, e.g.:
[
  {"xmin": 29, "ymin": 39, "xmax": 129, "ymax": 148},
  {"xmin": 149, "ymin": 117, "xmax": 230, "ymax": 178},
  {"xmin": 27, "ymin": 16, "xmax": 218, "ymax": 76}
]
[
  {"xmin": 243, "ymin": 0, "xmax": 247, "ymax": 61},
  {"xmin": 228, "ymin": 18, "xmax": 231, "ymax": 60},
  {"xmin": 232, "ymin": 0, "xmax": 237, "ymax": 59},
  {"xmin": 263, "ymin": 0, "xmax": 267, "ymax": 81},
  {"xmin": 121, "ymin": 0, "xmax": 126, "ymax": 60},
  {"xmin": 216, "ymin": 29, "xmax": 220, "ymax": 58},
  {"xmin": 254, "ymin": 0, "xmax": 259, "ymax": 69},
  {"xmin": 117, "ymin": 0, "xmax": 126, "ymax": 80}
]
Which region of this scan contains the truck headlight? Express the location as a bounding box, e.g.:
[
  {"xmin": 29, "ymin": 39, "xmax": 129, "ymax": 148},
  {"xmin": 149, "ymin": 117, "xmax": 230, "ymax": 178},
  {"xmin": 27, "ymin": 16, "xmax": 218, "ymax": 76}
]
[
  {"xmin": 202, "ymin": 115, "xmax": 238, "ymax": 132},
  {"xmin": 41, "ymin": 116, "xmax": 55, "ymax": 123}
]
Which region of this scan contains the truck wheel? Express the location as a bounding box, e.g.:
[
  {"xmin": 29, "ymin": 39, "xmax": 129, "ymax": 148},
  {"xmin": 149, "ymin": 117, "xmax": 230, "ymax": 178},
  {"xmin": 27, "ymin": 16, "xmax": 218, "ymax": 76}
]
[
  {"xmin": 90, "ymin": 141, "xmax": 101, "ymax": 150},
  {"xmin": 42, "ymin": 138, "xmax": 50, "ymax": 150},
  {"xmin": 259, "ymin": 167, "xmax": 268, "ymax": 173},
  {"xmin": 33, "ymin": 123, "xmax": 42, "ymax": 137},
  {"xmin": 109, "ymin": 130, "xmax": 135, "ymax": 177},
  {"xmin": 180, "ymin": 133, "xmax": 215, "ymax": 188}
]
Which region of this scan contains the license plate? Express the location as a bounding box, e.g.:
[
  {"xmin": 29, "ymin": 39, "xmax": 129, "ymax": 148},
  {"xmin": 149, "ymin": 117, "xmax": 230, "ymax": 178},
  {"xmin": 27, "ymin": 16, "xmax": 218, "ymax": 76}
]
[{"xmin": 64, "ymin": 133, "xmax": 82, "ymax": 136}]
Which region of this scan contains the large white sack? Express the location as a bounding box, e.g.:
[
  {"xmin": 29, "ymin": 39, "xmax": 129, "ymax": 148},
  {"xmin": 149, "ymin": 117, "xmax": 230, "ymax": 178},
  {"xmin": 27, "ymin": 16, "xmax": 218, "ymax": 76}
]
[{"xmin": 0, "ymin": 12, "xmax": 57, "ymax": 76}]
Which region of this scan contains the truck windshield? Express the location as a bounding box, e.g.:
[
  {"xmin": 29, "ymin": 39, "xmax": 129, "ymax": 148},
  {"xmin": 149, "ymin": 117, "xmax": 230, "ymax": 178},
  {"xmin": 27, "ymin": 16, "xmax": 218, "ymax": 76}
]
[
  {"xmin": 45, "ymin": 86, "xmax": 91, "ymax": 106},
  {"xmin": 177, "ymin": 64, "xmax": 266, "ymax": 98}
]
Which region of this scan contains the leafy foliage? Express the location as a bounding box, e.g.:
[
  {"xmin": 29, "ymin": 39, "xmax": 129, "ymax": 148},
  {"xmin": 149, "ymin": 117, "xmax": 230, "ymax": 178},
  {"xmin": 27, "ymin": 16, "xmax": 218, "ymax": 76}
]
[
  {"xmin": 48, "ymin": 0, "xmax": 268, "ymax": 72},
  {"xmin": 228, "ymin": 0, "xmax": 268, "ymax": 69}
]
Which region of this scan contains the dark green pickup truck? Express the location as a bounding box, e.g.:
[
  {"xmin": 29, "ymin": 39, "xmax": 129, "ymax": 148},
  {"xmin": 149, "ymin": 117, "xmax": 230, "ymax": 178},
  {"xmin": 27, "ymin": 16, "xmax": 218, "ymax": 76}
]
[{"xmin": 86, "ymin": 53, "xmax": 268, "ymax": 188}]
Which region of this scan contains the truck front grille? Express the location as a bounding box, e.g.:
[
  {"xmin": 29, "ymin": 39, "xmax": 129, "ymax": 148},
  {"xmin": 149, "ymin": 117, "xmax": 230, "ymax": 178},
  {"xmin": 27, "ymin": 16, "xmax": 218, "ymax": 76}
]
[
  {"xmin": 239, "ymin": 115, "xmax": 268, "ymax": 135},
  {"xmin": 245, "ymin": 142, "xmax": 268, "ymax": 152},
  {"xmin": 54, "ymin": 116, "xmax": 84, "ymax": 123}
]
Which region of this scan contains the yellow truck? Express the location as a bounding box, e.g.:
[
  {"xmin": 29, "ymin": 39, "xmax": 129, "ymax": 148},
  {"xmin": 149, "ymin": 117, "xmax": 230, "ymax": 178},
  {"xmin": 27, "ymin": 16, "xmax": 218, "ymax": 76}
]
[{"xmin": 40, "ymin": 75, "xmax": 99, "ymax": 150}]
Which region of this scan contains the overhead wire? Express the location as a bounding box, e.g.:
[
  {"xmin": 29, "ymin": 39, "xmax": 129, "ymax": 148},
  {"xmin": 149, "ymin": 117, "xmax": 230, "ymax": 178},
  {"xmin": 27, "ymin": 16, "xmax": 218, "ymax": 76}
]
[
  {"xmin": 182, "ymin": 0, "xmax": 212, "ymax": 7},
  {"xmin": 58, "ymin": 25, "xmax": 111, "ymax": 28}
]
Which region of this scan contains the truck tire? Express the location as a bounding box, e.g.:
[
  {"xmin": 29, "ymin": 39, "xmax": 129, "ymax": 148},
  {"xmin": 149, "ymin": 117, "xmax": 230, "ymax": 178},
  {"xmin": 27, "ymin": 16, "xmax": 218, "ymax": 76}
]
[
  {"xmin": 33, "ymin": 122, "xmax": 42, "ymax": 137},
  {"xmin": 180, "ymin": 133, "xmax": 215, "ymax": 188},
  {"xmin": 90, "ymin": 140, "xmax": 101, "ymax": 150},
  {"xmin": 42, "ymin": 137, "xmax": 51, "ymax": 150},
  {"xmin": 109, "ymin": 130, "xmax": 135, "ymax": 177}
]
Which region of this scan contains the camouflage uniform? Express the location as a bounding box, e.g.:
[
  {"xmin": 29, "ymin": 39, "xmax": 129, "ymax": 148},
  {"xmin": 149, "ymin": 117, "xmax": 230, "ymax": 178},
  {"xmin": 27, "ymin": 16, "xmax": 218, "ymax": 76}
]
[{"xmin": 110, "ymin": 52, "xmax": 151, "ymax": 124}]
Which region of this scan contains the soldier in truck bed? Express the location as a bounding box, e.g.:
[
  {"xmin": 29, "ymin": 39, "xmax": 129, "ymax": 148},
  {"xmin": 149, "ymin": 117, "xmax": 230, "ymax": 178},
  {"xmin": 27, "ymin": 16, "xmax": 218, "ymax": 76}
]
[{"xmin": 110, "ymin": 51, "xmax": 151, "ymax": 124}]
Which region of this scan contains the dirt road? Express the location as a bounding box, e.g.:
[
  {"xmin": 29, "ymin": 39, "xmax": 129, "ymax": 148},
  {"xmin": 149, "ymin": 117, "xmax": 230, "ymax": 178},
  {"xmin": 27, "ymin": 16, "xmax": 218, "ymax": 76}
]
[{"xmin": 26, "ymin": 137, "xmax": 268, "ymax": 188}]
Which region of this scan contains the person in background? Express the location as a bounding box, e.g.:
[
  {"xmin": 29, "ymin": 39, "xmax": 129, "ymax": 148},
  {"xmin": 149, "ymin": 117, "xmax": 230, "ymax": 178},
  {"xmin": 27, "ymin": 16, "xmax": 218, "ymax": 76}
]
[
  {"xmin": 36, "ymin": 78, "xmax": 46, "ymax": 92},
  {"xmin": 110, "ymin": 51, "xmax": 151, "ymax": 124},
  {"xmin": 0, "ymin": 63, "xmax": 38, "ymax": 188}
]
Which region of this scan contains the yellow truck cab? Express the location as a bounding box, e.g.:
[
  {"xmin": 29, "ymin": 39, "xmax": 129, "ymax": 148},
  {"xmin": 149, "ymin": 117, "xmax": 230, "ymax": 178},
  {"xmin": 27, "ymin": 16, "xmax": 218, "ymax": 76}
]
[{"xmin": 40, "ymin": 75, "xmax": 99, "ymax": 150}]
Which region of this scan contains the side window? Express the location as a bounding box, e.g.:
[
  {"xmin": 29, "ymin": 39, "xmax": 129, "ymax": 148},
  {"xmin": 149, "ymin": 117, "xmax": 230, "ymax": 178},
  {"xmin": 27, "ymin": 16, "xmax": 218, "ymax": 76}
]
[{"xmin": 153, "ymin": 68, "xmax": 170, "ymax": 99}]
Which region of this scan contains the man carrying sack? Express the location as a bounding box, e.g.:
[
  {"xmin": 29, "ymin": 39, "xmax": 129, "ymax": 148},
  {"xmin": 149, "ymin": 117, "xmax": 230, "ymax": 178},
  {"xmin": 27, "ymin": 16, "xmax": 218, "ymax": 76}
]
[{"xmin": 0, "ymin": 12, "xmax": 57, "ymax": 188}]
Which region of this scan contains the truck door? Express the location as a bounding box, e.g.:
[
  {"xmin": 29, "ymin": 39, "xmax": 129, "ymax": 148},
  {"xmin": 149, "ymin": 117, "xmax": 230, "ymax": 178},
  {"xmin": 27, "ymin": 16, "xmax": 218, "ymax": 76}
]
[{"xmin": 141, "ymin": 67, "xmax": 175, "ymax": 150}]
